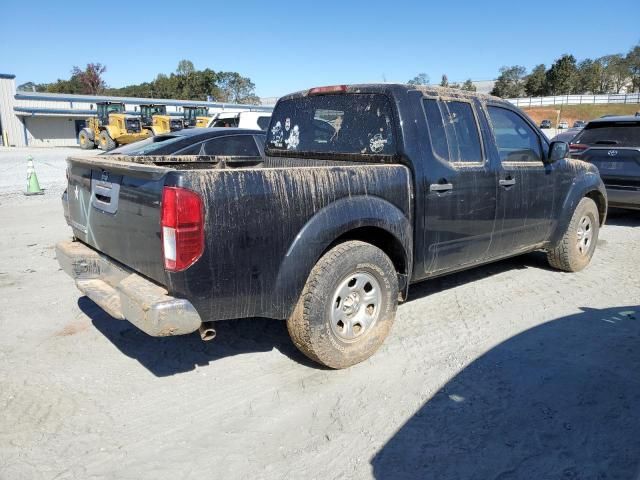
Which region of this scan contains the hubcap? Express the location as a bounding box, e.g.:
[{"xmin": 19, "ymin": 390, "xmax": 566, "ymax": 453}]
[
  {"xmin": 576, "ymin": 215, "xmax": 593, "ymax": 255},
  {"xmin": 330, "ymin": 272, "xmax": 381, "ymax": 342}
]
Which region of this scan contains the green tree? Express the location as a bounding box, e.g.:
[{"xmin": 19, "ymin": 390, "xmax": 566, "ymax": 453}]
[
  {"xmin": 627, "ymin": 44, "xmax": 640, "ymax": 92},
  {"xmin": 460, "ymin": 79, "xmax": 476, "ymax": 92},
  {"xmin": 546, "ymin": 55, "xmax": 578, "ymax": 95},
  {"xmin": 407, "ymin": 73, "xmax": 429, "ymax": 85},
  {"xmin": 604, "ymin": 54, "xmax": 630, "ymax": 93},
  {"xmin": 490, "ymin": 65, "xmax": 526, "ymax": 98},
  {"xmin": 69, "ymin": 63, "xmax": 107, "ymax": 94},
  {"xmin": 216, "ymin": 72, "xmax": 260, "ymax": 104},
  {"xmin": 524, "ymin": 64, "xmax": 548, "ymax": 96},
  {"xmin": 439, "ymin": 74, "xmax": 449, "ymax": 87},
  {"xmin": 576, "ymin": 59, "xmax": 603, "ymax": 94}
]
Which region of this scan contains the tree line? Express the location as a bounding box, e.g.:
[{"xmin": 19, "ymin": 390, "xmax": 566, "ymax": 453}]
[
  {"xmin": 19, "ymin": 60, "xmax": 261, "ymax": 105},
  {"xmin": 407, "ymin": 73, "xmax": 477, "ymax": 92},
  {"xmin": 491, "ymin": 44, "xmax": 640, "ymax": 98}
]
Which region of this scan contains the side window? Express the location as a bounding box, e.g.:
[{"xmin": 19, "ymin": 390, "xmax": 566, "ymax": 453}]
[
  {"xmin": 423, "ymin": 99, "xmax": 482, "ymax": 164},
  {"xmin": 487, "ymin": 106, "xmax": 542, "ymax": 163},
  {"xmin": 257, "ymin": 116, "xmax": 271, "ymax": 130},
  {"xmin": 202, "ymin": 135, "xmax": 260, "ymax": 156},
  {"xmin": 423, "ymin": 99, "xmax": 449, "ymax": 161},
  {"xmin": 441, "ymin": 101, "xmax": 483, "ymax": 163}
]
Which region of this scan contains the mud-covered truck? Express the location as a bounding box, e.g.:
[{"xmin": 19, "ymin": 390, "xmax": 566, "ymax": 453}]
[{"xmin": 57, "ymin": 84, "xmax": 607, "ymax": 368}]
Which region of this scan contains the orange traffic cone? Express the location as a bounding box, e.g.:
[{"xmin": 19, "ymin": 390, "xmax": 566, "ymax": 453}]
[{"xmin": 26, "ymin": 155, "xmax": 44, "ymax": 196}]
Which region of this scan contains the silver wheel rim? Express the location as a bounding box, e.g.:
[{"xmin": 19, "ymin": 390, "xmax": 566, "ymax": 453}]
[
  {"xmin": 330, "ymin": 271, "xmax": 381, "ymax": 342},
  {"xmin": 576, "ymin": 215, "xmax": 593, "ymax": 255}
]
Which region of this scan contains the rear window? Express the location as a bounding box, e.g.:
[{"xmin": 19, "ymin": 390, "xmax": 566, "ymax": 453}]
[
  {"xmin": 266, "ymin": 94, "xmax": 396, "ymax": 156},
  {"xmin": 105, "ymin": 135, "xmax": 183, "ymax": 155},
  {"xmin": 573, "ymin": 122, "xmax": 640, "ymax": 147},
  {"xmin": 257, "ymin": 116, "xmax": 271, "ymax": 130}
]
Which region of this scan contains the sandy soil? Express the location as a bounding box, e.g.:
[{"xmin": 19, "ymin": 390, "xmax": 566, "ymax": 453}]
[{"xmin": 0, "ymin": 149, "xmax": 639, "ymax": 479}]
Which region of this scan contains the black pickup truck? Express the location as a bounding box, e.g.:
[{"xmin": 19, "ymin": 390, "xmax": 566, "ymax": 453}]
[{"xmin": 57, "ymin": 84, "xmax": 607, "ymax": 368}]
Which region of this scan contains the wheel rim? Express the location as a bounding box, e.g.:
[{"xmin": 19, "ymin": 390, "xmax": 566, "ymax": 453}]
[
  {"xmin": 330, "ymin": 271, "xmax": 381, "ymax": 342},
  {"xmin": 576, "ymin": 215, "xmax": 593, "ymax": 255}
]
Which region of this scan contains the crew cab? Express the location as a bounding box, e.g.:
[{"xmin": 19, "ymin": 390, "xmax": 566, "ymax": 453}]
[{"xmin": 56, "ymin": 84, "xmax": 607, "ymax": 369}]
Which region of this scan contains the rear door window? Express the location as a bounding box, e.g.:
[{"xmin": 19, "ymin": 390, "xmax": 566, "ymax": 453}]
[
  {"xmin": 202, "ymin": 135, "xmax": 260, "ymax": 156},
  {"xmin": 266, "ymin": 93, "xmax": 396, "ymax": 156},
  {"xmin": 487, "ymin": 106, "xmax": 542, "ymax": 163},
  {"xmin": 572, "ymin": 121, "xmax": 640, "ymax": 147},
  {"xmin": 423, "ymin": 99, "xmax": 483, "ymax": 163}
]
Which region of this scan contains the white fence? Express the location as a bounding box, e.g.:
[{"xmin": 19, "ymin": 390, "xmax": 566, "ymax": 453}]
[{"xmin": 508, "ymin": 92, "xmax": 640, "ymax": 107}]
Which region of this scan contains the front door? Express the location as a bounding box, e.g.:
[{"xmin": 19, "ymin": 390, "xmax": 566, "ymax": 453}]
[
  {"xmin": 422, "ymin": 97, "xmax": 498, "ymax": 275},
  {"xmin": 485, "ymin": 105, "xmax": 556, "ymax": 256}
]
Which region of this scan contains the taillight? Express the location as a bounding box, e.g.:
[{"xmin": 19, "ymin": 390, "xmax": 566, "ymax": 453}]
[
  {"xmin": 569, "ymin": 143, "xmax": 589, "ymax": 153},
  {"xmin": 161, "ymin": 186, "xmax": 204, "ymax": 272},
  {"xmin": 308, "ymin": 85, "xmax": 348, "ymax": 95}
]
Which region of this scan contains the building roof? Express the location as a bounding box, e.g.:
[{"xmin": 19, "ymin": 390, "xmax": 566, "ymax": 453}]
[
  {"xmin": 14, "ymin": 91, "xmax": 274, "ymax": 110},
  {"xmin": 0, "ymin": 73, "xmax": 16, "ymax": 79}
]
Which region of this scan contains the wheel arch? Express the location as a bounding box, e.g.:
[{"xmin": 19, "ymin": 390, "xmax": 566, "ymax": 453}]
[{"xmin": 269, "ymin": 195, "xmax": 413, "ymax": 320}]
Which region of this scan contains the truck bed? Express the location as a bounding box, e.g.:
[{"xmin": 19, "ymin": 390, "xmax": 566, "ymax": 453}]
[{"xmin": 64, "ymin": 154, "xmax": 413, "ymax": 321}]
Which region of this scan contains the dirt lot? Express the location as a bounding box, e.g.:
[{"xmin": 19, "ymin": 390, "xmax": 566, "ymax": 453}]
[{"xmin": 1, "ymin": 148, "xmax": 640, "ymax": 479}]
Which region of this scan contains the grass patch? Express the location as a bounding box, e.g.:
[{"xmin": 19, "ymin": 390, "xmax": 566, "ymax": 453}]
[{"xmin": 521, "ymin": 104, "xmax": 640, "ymax": 127}]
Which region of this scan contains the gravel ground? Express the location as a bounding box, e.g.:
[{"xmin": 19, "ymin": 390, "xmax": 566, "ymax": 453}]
[{"xmin": 1, "ymin": 148, "xmax": 640, "ymax": 479}]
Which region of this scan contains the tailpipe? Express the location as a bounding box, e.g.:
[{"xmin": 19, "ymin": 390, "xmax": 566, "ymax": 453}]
[{"xmin": 199, "ymin": 322, "xmax": 217, "ymax": 341}]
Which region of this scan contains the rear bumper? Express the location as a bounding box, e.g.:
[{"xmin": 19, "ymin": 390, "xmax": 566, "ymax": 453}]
[
  {"xmin": 606, "ymin": 186, "xmax": 640, "ymax": 210},
  {"xmin": 56, "ymin": 240, "xmax": 202, "ymax": 336}
]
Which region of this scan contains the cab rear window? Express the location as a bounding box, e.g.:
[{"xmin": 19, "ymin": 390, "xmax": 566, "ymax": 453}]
[{"xmin": 266, "ymin": 94, "xmax": 396, "ymax": 156}]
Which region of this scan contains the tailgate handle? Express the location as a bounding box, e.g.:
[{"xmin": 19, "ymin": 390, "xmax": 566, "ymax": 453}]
[{"xmin": 91, "ymin": 178, "xmax": 120, "ymax": 214}]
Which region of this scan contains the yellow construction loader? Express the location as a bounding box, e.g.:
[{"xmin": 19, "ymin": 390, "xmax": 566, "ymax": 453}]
[
  {"xmin": 182, "ymin": 106, "xmax": 211, "ymax": 128},
  {"xmin": 78, "ymin": 102, "xmax": 150, "ymax": 151},
  {"xmin": 139, "ymin": 104, "xmax": 184, "ymax": 135}
]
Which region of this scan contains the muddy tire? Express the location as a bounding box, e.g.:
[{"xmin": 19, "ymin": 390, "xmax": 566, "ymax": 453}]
[
  {"xmin": 78, "ymin": 129, "xmax": 95, "ymax": 150},
  {"xmin": 287, "ymin": 240, "xmax": 399, "ymax": 369},
  {"xmin": 547, "ymin": 197, "xmax": 599, "ymax": 272},
  {"xmin": 99, "ymin": 130, "xmax": 116, "ymax": 151}
]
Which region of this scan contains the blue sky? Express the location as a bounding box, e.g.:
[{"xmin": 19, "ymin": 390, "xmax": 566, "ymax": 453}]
[{"xmin": 2, "ymin": 0, "xmax": 639, "ymax": 97}]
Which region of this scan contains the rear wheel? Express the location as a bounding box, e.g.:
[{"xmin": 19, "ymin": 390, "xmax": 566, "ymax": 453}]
[
  {"xmin": 287, "ymin": 241, "xmax": 399, "ymax": 369},
  {"xmin": 99, "ymin": 130, "xmax": 116, "ymax": 151},
  {"xmin": 78, "ymin": 129, "xmax": 94, "ymax": 150},
  {"xmin": 547, "ymin": 197, "xmax": 599, "ymax": 272}
]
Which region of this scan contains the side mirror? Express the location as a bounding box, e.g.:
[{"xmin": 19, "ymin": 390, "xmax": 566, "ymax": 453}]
[{"xmin": 547, "ymin": 141, "xmax": 569, "ymax": 164}]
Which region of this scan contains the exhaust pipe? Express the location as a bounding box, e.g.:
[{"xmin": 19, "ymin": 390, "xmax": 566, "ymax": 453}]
[{"xmin": 199, "ymin": 322, "xmax": 217, "ymax": 341}]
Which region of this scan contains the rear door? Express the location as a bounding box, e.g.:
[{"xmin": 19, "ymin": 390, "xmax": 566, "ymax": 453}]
[
  {"xmin": 421, "ymin": 97, "xmax": 498, "ymax": 274},
  {"xmin": 485, "ymin": 105, "xmax": 556, "ymax": 255}
]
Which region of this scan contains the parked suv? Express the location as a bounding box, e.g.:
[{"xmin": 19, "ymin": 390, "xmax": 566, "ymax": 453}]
[
  {"xmin": 570, "ymin": 115, "xmax": 640, "ymax": 210},
  {"xmin": 56, "ymin": 84, "xmax": 606, "ymax": 368},
  {"xmin": 540, "ymin": 119, "xmax": 552, "ymax": 129}
]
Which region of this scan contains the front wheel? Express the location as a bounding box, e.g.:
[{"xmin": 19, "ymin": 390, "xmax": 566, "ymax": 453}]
[
  {"xmin": 287, "ymin": 240, "xmax": 399, "ymax": 369},
  {"xmin": 78, "ymin": 129, "xmax": 95, "ymax": 150},
  {"xmin": 99, "ymin": 130, "xmax": 116, "ymax": 151},
  {"xmin": 547, "ymin": 197, "xmax": 600, "ymax": 272}
]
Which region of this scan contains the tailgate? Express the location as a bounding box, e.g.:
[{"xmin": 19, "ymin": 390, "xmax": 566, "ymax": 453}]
[
  {"xmin": 581, "ymin": 147, "xmax": 640, "ymax": 188},
  {"xmin": 65, "ymin": 156, "xmax": 169, "ymax": 284}
]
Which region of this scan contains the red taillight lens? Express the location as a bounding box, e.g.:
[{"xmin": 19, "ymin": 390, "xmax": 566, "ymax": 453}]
[
  {"xmin": 308, "ymin": 85, "xmax": 348, "ymax": 95},
  {"xmin": 569, "ymin": 143, "xmax": 589, "ymax": 152},
  {"xmin": 161, "ymin": 186, "xmax": 204, "ymax": 272}
]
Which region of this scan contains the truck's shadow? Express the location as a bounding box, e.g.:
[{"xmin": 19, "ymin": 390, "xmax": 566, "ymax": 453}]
[
  {"xmin": 79, "ymin": 297, "xmax": 318, "ymax": 376},
  {"xmin": 605, "ymin": 208, "xmax": 640, "ymax": 227},
  {"xmin": 371, "ymin": 305, "xmax": 640, "ymax": 479},
  {"xmin": 80, "ymin": 251, "xmax": 563, "ymax": 376}
]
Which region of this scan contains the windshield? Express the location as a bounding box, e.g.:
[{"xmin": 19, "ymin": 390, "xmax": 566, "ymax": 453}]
[
  {"xmin": 105, "ymin": 135, "xmax": 183, "ymax": 155},
  {"xmin": 266, "ymin": 93, "xmax": 396, "ymax": 156},
  {"xmin": 573, "ymin": 121, "xmax": 640, "ymax": 147},
  {"xmin": 107, "ymin": 104, "xmax": 124, "ymax": 114}
]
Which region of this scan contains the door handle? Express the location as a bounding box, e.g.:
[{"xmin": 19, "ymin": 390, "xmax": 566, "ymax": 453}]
[
  {"xmin": 430, "ymin": 183, "xmax": 453, "ymax": 192},
  {"xmin": 499, "ymin": 178, "xmax": 516, "ymax": 187}
]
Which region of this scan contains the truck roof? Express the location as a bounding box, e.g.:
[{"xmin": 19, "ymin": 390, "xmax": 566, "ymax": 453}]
[{"xmin": 278, "ymin": 83, "xmax": 503, "ymax": 104}]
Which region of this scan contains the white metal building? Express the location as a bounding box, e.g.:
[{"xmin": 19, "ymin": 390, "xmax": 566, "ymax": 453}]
[{"xmin": 0, "ymin": 73, "xmax": 273, "ymax": 147}]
